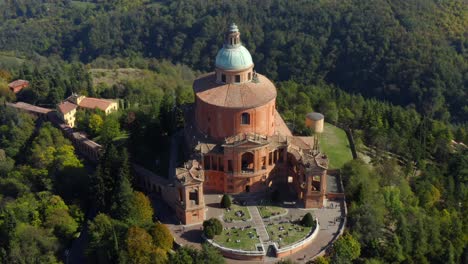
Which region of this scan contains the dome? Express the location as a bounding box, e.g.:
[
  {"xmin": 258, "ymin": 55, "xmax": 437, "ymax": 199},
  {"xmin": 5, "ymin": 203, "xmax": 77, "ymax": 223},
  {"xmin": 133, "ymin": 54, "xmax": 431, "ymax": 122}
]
[
  {"xmin": 194, "ymin": 72, "xmax": 276, "ymax": 108},
  {"xmin": 306, "ymin": 112, "xmax": 324, "ymax": 121},
  {"xmin": 215, "ymin": 46, "xmax": 253, "ymax": 70}
]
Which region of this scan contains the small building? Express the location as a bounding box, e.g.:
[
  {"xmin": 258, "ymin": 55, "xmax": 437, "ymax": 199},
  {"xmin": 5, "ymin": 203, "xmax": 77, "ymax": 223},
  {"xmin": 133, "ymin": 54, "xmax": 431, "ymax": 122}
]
[
  {"xmin": 57, "ymin": 101, "xmax": 78, "ymax": 127},
  {"xmin": 56, "ymin": 94, "xmax": 119, "ymax": 127},
  {"xmin": 8, "ymin": 80, "xmax": 29, "ymax": 93},
  {"xmin": 67, "ymin": 93, "xmax": 118, "ymax": 114}
]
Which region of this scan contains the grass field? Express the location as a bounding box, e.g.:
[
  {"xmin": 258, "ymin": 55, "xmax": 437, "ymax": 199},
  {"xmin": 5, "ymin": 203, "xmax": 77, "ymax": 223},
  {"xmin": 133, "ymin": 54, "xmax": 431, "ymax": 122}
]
[
  {"xmin": 90, "ymin": 68, "xmax": 149, "ymax": 87},
  {"xmin": 258, "ymin": 205, "xmax": 287, "ymax": 219},
  {"xmin": 319, "ymin": 123, "xmax": 353, "ymax": 169},
  {"xmin": 213, "ymin": 226, "xmax": 261, "ymax": 251},
  {"xmin": 266, "ymin": 222, "xmax": 312, "ymax": 248},
  {"xmin": 223, "ymin": 204, "xmax": 251, "ymax": 222}
]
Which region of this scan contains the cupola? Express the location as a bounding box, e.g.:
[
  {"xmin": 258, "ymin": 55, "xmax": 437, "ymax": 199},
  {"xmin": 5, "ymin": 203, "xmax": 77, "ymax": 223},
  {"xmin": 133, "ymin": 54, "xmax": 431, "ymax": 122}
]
[{"xmin": 215, "ymin": 23, "xmax": 255, "ymax": 84}]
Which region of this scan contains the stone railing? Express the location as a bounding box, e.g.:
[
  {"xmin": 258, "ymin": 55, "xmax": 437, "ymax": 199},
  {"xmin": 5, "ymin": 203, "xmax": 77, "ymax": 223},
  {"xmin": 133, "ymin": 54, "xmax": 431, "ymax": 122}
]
[
  {"xmin": 273, "ymin": 218, "xmax": 320, "ymax": 257},
  {"xmin": 202, "ymin": 234, "xmax": 265, "ymax": 260}
]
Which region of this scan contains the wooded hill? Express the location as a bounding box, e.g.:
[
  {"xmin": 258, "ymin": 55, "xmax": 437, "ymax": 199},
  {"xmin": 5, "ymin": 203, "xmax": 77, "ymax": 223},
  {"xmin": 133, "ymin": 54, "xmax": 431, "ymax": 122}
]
[{"xmin": 0, "ymin": 0, "xmax": 466, "ymax": 122}]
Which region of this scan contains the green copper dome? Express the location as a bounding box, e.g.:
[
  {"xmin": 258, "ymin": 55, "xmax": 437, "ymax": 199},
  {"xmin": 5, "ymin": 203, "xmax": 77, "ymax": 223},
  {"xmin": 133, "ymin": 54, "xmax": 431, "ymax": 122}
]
[{"xmin": 215, "ymin": 46, "xmax": 253, "ymax": 70}]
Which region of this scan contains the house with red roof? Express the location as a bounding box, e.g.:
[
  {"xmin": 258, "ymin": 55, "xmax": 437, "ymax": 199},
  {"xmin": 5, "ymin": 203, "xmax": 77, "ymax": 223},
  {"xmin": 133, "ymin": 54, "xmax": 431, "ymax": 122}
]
[
  {"xmin": 57, "ymin": 93, "xmax": 118, "ymax": 127},
  {"xmin": 8, "ymin": 80, "xmax": 29, "ymax": 93}
]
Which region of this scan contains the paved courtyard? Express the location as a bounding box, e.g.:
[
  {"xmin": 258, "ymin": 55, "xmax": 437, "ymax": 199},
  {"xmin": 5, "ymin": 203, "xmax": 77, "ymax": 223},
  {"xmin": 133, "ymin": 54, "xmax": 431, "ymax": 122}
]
[{"xmin": 151, "ymin": 190, "xmax": 345, "ymax": 263}]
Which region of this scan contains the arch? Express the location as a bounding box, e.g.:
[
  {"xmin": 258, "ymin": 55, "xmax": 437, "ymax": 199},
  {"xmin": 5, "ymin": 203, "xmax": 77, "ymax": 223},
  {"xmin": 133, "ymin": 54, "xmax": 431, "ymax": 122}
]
[
  {"xmin": 241, "ymin": 152, "xmax": 254, "ymax": 173},
  {"xmin": 241, "ymin": 112, "xmax": 250, "ymax": 125}
]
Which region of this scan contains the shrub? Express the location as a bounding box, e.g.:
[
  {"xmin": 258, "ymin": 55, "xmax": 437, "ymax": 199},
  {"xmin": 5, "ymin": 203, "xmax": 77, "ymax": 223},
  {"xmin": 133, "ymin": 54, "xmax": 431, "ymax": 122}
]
[
  {"xmin": 151, "ymin": 222, "xmax": 173, "ymax": 251},
  {"xmin": 220, "ymin": 194, "xmax": 231, "ymax": 208},
  {"xmin": 301, "ymin": 213, "xmax": 314, "ymax": 227},
  {"xmin": 203, "ymin": 218, "xmax": 222, "ymax": 239}
]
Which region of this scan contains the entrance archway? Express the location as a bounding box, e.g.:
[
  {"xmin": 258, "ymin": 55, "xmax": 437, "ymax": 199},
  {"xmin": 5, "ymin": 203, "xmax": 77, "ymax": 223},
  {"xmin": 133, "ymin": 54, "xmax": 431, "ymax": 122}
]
[{"xmin": 245, "ymin": 185, "xmax": 250, "ymax": 192}]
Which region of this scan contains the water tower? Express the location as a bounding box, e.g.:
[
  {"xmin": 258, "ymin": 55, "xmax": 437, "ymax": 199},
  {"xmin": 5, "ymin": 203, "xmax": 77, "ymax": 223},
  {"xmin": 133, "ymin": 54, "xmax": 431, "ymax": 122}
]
[{"xmin": 305, "ymin": 112, "xmax": 324, "ymax": 154}]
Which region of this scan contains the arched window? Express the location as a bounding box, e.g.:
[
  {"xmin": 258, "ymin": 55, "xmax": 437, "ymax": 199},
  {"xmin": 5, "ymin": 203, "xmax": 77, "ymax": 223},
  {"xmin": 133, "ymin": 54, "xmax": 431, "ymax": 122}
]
[
  {"xmin": 241, "ymin": 112, "xmax": 250, "ymax": 125},
  {"xmin": 235, "ymin": 75, "xmax": 241, "ymax": 82}
]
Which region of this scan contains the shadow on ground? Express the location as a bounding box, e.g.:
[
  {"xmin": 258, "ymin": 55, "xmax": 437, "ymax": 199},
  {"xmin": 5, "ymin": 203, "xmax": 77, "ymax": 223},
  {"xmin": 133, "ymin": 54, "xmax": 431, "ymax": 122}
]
[{"xmin": 181, "ymin": 229, "xmax": 204, "ymax": 243}]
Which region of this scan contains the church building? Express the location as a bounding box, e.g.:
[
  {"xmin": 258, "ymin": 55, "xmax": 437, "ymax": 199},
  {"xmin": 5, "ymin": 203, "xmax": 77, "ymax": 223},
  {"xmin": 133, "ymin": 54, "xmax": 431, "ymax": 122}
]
[{"xmin": 172, "ymin": 24, "xmax": 330, "ymax": 224}]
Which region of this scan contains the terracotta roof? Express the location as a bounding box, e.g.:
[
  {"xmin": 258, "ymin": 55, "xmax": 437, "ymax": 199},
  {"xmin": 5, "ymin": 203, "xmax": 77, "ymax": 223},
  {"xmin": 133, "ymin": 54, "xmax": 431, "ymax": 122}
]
[
  {"xmin": 7, "ymin": 102, "xmax": 52, "ymax": 115},
  {"xmin": 274, "ymin": 110, "xmax": 292, "ymax": 136},
  {"xmin": 78, "ymin": 97, "xmax": 114, "ymax": 111},
  {"xmin": 176, "ymin": 160, "xmax": 204, "ymax": 185},
  {"xmin": 193, "ymin": 72, "xmax": 277, "ymax": 108},
  {"xmin": 8, "ymin": 79, "xmax": 29, "ymax": 88},
  {"xmin": 57, "ymin": 101, "xmax": 77, "ymax": 114}
]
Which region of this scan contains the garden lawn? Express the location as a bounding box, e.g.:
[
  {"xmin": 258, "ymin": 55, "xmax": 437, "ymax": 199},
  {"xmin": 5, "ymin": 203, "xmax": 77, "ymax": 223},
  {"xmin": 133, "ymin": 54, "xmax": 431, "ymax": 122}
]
[
  {"xmin": 223, "ymin": 204, "xmax": 251, "ymax": 222},
  {"xmin": 213, "ymin": 226, "xmax": 261, "ymax": 251},
  {"xmin": 266, "ymin": 222, "xmax": 312, "ymax": 248},
  {"xmin": 319, "ymin": 123, "xmax": 353, "ymax": 169},
  {"xmin": 258, "ymin": 205, "xmax": 287, "ymax": 219}
]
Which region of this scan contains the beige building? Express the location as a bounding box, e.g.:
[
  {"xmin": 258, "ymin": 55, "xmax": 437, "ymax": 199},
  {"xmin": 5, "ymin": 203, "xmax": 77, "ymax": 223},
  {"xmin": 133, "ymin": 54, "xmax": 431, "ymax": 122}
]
[
  {"xmin": 57, "ymin": 101, "xmax": 78, "ymax": 127},
  {"xmin": 57, "ymin": 94, "xmax": 118, "ymax": 127}
]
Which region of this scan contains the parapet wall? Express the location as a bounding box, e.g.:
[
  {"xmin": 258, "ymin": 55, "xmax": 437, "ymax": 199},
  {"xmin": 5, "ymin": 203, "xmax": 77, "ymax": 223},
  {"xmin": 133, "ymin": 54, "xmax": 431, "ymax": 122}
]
[
  {"xmin": 203, "ymin": 234, "xmax": 265, "ymax": 261},
  {"xmin": 274, "ymin": 219, "xmax": 320, "ymax": 258}
]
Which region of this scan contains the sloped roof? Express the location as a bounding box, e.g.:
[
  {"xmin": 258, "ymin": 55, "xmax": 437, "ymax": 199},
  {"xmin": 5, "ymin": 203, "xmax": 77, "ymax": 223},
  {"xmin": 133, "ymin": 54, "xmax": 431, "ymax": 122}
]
[
  {"xmin": 57, "ymin": 101, "xmax": 77, "ymax": 114},
  {"xmin": 194, "ymin": 73, "xmax": 277, "ymax": 108},
  {"xmin": 8, "ymin": 79, "xmax": 29, "ymax": 88},
  {"xmin": 7, "ymin": 102, "xmax": 52, "ymax": 115},
  {"xmin": 78, "ymin": 97, "xmax": 114, "ymax": 111}
]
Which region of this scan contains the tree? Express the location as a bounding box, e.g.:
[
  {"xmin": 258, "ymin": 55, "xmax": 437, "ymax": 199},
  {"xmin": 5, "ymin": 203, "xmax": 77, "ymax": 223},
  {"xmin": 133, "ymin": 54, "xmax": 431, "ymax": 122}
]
[
  {"xmin": 199, "ymin": 243, "xmax": 225, "ymax": 264},
  {"xmin": 312, "ymin": 256, "xmax": 329, "ymax": 264},
  {"xmin": 126, "ymin": 226, "xmax": 153, "ymax": 264},
  {"xmin": 301, "ymin": 213, "xmax": 314, "ymax": 227},
  {"xmin": 220, "ymin": 194, "xmax": 231, "ymax": 209},
  {"xmin": 87, "ymin": 213, "xmax": 119, "ymax": 264},
  {"xmin": 110, "ymin": 172, "xmax": 133, "ymax": 222},
  {"xmin": 151, "ymin": 223, "xmax": 173, "ymax": 251},
  {"xmin": 89, "ymin": 114, "xmax": 104, "ymax": 136},
  {"xmin": 100, "ymin": 116, "xmax": 121, "ymax": 143},
  {"xmin": 129, "ymin": 192, "xmax": 153, "ymax": 226},
  {"xmin": 202, "ymin": 218, "xmax": 222, "ymax": 239},
  {"xmin": 330, "ymin": 233, "xmax": 361, "ymax": 264},
  {"xmin": 169, "ymin": 246, "xmax": 196, "ymax": 264}
]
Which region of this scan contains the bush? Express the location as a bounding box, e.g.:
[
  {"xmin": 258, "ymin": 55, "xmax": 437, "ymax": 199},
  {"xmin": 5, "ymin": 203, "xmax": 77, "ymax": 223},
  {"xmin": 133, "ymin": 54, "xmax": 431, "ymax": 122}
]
[
  {"xmin": 203, "ymin": 218, "xmax": 222, "ymax": 239},
  {"xmin": 301, "ymin": 213, "xmax": 314, "ymax": 227},
  {"xmin": 220, "ymin": 194, "xmax": 231, "ymax": 208},
  {"xmin": 151, "ymin": 222, "xmax": 173, "ymax": 251}
]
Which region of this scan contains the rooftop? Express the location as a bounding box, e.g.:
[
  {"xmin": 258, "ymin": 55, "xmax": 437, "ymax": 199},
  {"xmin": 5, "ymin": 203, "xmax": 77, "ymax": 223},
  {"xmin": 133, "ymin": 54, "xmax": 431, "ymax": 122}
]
[
  {"xmin": 193, "ymin": 72, "xmax": 276, "ymax": 108},
  {"xmin": 57, "ymin": 101, "xmax": 78, "ymax": 114},
  {"xmin": 78, "ymin": 97, "xmax": 115, "ymax": 111},
  {"xmin": 8, "ymin": 79, "xmax": 29, "ymax": 88},
  {"xmin": 6, "ymin": 102, "xmax": 52, "ymax": 115}
]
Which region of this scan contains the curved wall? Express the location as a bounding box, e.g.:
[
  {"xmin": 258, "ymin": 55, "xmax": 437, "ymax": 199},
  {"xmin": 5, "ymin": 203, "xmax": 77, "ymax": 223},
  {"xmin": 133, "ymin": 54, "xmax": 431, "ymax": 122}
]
[{"xmin": 195, "ymin": 97, "xmax": 276, "ymax": 140}]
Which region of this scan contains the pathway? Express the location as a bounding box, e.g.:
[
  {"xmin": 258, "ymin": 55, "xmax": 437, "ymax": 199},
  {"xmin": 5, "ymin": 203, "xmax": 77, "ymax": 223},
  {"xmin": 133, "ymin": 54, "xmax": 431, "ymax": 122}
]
[{"xmin": 248, "ymin": 206, "xmax": 269, "ymax": 242}]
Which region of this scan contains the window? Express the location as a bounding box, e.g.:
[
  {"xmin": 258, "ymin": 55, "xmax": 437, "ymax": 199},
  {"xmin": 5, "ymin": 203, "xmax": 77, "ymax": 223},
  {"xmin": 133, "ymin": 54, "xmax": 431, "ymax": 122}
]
[
  {"xmin": 219, "ymin": 157, "xmax": 224, "ymax": 171},
  {"xmin": 221, "ymin": 74, "xmax": 226, "ymax": 83},
  {"xmin": 204, "ymin": 155, "xmax": 210, "ymax": 170},
  {"xmin": 235, "ymin": 75, "xmax": 240, "ymax": 82},
  {"xmin": 241, "ymin": 112, "xmax": 250, "ymax": 125},
  {"xmin": 227, "ymin": 160, "xmax": 233, "ymax": 172},
  {"xmin": 248, "ymin": 72, "xmax": 251, "ymax": 80}
]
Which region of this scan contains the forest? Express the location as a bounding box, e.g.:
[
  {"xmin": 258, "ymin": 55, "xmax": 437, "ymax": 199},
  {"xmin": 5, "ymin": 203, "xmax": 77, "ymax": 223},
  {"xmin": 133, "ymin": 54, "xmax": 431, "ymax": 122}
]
[
  {"xmin": 0, "ymin": 0, "xmax": 466, "ymax": 122},
  {"xmin": 0, "ymin": 0, "xmax": 466, "ymax": 264}
]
